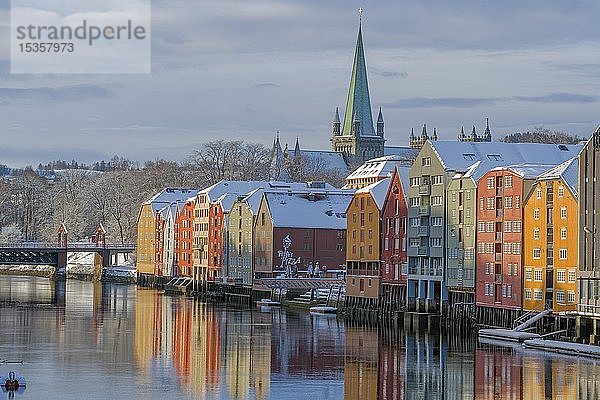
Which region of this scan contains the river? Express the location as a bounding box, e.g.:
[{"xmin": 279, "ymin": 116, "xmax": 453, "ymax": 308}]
[{"xmin": 0, "ymin": 276, "xmax": 598, "ymax": 399}]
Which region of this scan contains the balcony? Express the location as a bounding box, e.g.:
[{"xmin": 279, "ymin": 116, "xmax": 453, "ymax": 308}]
[
  {"xmin": 496, "ymin": 209, "xmax": 503, "ymax": 218},
  {"xmin": 417, "ymin": 246, "xmax": 429, "ymax": 256},
  {"xmin": 495, "ymin": 232, "xmax": 502, "ymax": 241},
  {"xmin": 496, "ymin": 187, "xmax": 503, "ymax": 196},
  {"xmin": 417, "ymin": 226, "xmax": 429, "ymax": 236},
  {"xmin": 419, "ymin": 185, "xmax": 430, "ymax": 195},
  {"xmin": 495, "ymin": 253, "xmax": 502, "ymax": 262},
  {"xmin": 418, "ymin": 206, "xmax": 430, "ymax": 216}
]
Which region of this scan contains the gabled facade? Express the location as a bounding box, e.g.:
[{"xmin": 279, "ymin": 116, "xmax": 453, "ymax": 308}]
[
  {"xmin": 476, "ymin": 166, "xmax": 550, "ymax": 311},
  {"xmin": 345, "ymin": 178, "xmax": 389, "ymax": 302},
  {"xmin": 227, "ymin": 194, "xmax": 258, "ymax": 285},
  {"xmin": 254, "ymin": 192, "xmax": 351, "ymax": 279},
  {"xmin": 380, "ymin": 168, "xmax": 409, "ymax": 286},
  {"xmin": 154, "ymin": 208, "xmax": 167, "ymax": 277},
  {"xmin": 162, "ymin": 205, "xmax": 178, "ymax": 278},
  {"xmin": 578, "ymin": 126, "xmax": 600, "ymax": 316},
  {"xmin": 523, "ymin": 158, "xmax": 579, "ymax": 312},
  {"xmin": 207, "ymin": 202, "xmax": 224, "ymax": 279},
  {"xmin": 176, "ymin": 198, "xmax": 195, "ymax": 277}
]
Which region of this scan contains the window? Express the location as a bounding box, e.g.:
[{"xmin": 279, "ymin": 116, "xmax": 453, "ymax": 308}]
[
  {"xmin": 534, "ymin": 289, "xmax": 543, "ymax": 301},
  {"xmin": 410, "ymin": 218, "xmax": 420, "ymax": 227},
  {"xmin": 487, "ymin": 198, "xmax": 495, "ymax": 209},
  {"xmin": 534, "ymin": 208, "xmax": 540, "ymax": 220},
  {"xmin": 515, "ymin": 196, "xmax": 520, "ymax": 209},
  {"xmin": 568, "ymin": 291, "xmax": 575, "ymax": 303},
  {"xmin": 409, "ymin": 239, "xmax": 419, "ymax": 247},
  {"xmin": 432, "ymin": 196, "xmax": 443, "ymax": 206},
  {"xmin": 480, "ymin": 197, "xmax": 484, "ymax": 210},
  {"xmin": 410, "ymin": 197, "xmax": 421, "ymax": 207},
  {"xmin": 507, "ymin": 263, "xmax": 512, "ymax": 276},
  {"xmin": 513, "ymin": 243, "xmax": 521, "ymax": 254},
  {"xmin": 561, "ymin": 207, "xmax": 567, "ymax": 219},
  {"xmin": 505, "ymin": 175, "xmax": 513, "ymax": 188},
  {"xmin": 465, "ymin": 190, "xmax": 471, "ymax": 200},
  {"xmin": 504, "ymin": 196, "xmax": 513, "ymax": 209},
  {"xmin": 485, "ymin": 263, "xmax": 490, "ymax": 274},
  {"xmin": 485, "ymin": 283, "xmax": 490, "ymax": 296},
  {"xmin": 525, "ymin": 289, "xmax": 532, "ymax": 300},
  {"xmin": 556, "ymin": 269, "xmax": 566, "ymax": 283},
  {"xmin": 568, "ymin": 270, "xmax": 576, "ymax": 283},
  {"xmin": 452, "ymin": 191, "xmax": 457, "ymax": 202},
  {"xmin": 431, "ymin": 217, "xmax": 443, "ymax": 226},
  {"xmin": 432, "ymin": 175, "xmax": 443, "ymax": 185},
  {"xmin": 525, "ymin": 268, "xmax": 533, "ymax": 281},
  {"xmin": 559, "ymin": 248, "xmax": 567, "ymax": 260},
  {"xmin": 486, "ymin": 221, "xmax": 494, "ymax": 232},
  {"xmin": 507, "ymin": 285, "xmax": 512, "ymax": 298},
  {"xmin": 430, "ymin": 237, "xmax": 442, "ymax": 247},
  {"xmin": 486, "ymin": 243, "xmax": 494, "ymax": 253},
  {"xmin": 504, "ymin": 221, "xmax": 512, "ymax": 233},
  {"xmin": 487, "ymin": 177, "xmax": 494, "ymax": 189},
  {"xmin": 561, "ymin": 228, "xmax": 567, "ymax": 240},
  {"xmin": 556, "ymin": 290, "xmax": 565, "ymax": 303},
  {"xmin": 513, "ymin": 264, "xmax": 518, "ymax": 277},
  {"xmin": 534, "ymin": 269, "xmax": 543, "ymax": 282},
  {"xmin": 534, "ymin": 228, "xmax": 540, "ymax": 240},
  {"xmin": 502, "ymin": 284, "xmax": 507, "ymax": 298},
  {"xmin": 478, "ymin": 222, "xmax": 486, "ymax": 232},
  {"xmin": 533, "ymin": 248, "xmax": 541, "ymax": 259},
  {"xmin": 422, "ymin": 157, "xmax": 431, "ymax": 166},
  {"xmin": 513, "ymin": 221, "xmax": 521, "ymax": 233},
  {"xmin": 558, "ymin": 186, "xmax": 564, "ymax": 198},
  {"xmin": 504, "ymin": 242, "xmax": 511, "ymax": 254},
  {"xmin": 466, "ymin": 208, "xmax": 471, "ymax": 218},
  {"xmin": 410, "ymin": 177, "xmax": 420, "ymax": 186},
  {"xmin": 478, "ymin": 242, "xmax": 485, "ymax": 253}
]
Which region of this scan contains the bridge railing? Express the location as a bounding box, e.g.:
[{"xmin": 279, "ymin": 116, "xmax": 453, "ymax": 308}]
[{"xmin": 0, "ymin": 242, "xmax": 136, "ymax": 249}]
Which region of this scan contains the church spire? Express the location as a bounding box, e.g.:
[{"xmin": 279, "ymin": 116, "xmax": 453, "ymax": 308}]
[
  {"xmin": 341, "ymin": 12, "xmax": 375, "ymax": 137},
  {"xmin": 332, "ymin": 107, "xmax": 341, "ymax": 136}
]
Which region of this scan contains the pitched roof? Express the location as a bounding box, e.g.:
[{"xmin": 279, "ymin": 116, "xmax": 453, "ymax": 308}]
[
  {"xmin": 144, "ymin": 188, "xmax": 199, "ymax": 214},
  {"xmin": 537, "ymin": 157, "xmax": 578, "ymax": 197},
  {"xmin": 384, "ymin": 146, "xmax": 418, "ymax": 161},
  {"xmin": 299, "ymin": 150, "xmax": 348, "ymax": 172},
  {"xmin": 492, "ymin": 163, "xmax": 558, "ymax": 179},
  {"xmin": 429, "ymin": 141, "xmax": 583, "ymax": 179},
  {"xmin": 356, "ymin": 177, "xmax": 390, "ymax": 210},
  {"xmin": 341, "ymin": 22, "xmax": 375, "ymax": 137},
  {"xmin": 264, "ymin": 192, "xmax": 353, "ymax": 229},
  {"xmin": 346, "ymin": 155, "xmax": 412, "ymax": 183}
]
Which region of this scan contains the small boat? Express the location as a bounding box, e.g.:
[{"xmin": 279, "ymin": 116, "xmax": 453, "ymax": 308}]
[
  {"xmin": 309, "ymin": 306, "xmax": 338, "ymax": 315},
  {"xmin": 0, "ymin": 371, "xmax": 26, "ymax": 393},
  {"xmin": 256, "ymin": 299, "xmax": 281, "ymax": 307}
]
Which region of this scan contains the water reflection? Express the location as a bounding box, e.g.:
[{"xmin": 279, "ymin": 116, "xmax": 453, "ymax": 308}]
[{"xmin": 0, "ymin": 276, "xmax": 599, "ymax": 399}]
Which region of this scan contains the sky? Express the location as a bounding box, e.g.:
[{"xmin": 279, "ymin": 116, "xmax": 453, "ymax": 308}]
[{"xmin": 1, "ymin": 0, "xmax": 599, "ymax": 167}]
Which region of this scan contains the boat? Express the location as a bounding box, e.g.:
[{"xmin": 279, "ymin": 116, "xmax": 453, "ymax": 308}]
[
  {"xmin": 0, "ymin": 371, "xmax": 26, "ymax": 393},
  {"xmin": 309, "ymin": 306, "xmax": 338, "ymax": 315},
  {"xmin": 256, "ymin": 299, "xmax": 281, "ymax": 307}
]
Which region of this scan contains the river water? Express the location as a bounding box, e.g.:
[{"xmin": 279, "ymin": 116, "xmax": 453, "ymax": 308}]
[{"xmin": 0, "ymin": 276, "xmax": 599, "ymax": 399}]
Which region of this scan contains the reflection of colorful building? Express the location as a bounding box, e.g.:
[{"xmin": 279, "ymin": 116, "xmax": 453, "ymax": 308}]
[
  {"xmin": 254, "ymin": 191, "xmax": 352, "ymax": 278},
  {"xmin": 250, "ymin": 312, "xmax": 272, "ymax": 400},
  {"xmin": 522, "ymin": 355, "xmax": 578, "ymax": 400},
  {"xmin": 474, "ymin": 346, "xmax": 521, "ymax": 400},
  {"xmin": 523, "ymin": 158, "xmax": 579, "ymax": 312},
  {"xmin": 224, "ymin": 310, "xmax": 251, "ymax": 399},
  {"xmin": 344, "ymin": 326, "xmax": 378, "ymax": 400},
  {"xmin": 378, "ymin": 334, "xmax": 405, "ymax": 400}
]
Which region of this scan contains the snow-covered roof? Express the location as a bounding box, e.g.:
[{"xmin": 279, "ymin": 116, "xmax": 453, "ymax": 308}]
[
  {"xmin": 356, "ymin": 177, "xmax": 390, "ymax": 210},
  {"xmin": 198, "ymin": 181, "xmax": 272, "ymax": 203},
  {"xmin": 384, "ymin": 146, "xmax": 418, "ymax": 162},
  {"xmin": 264, "ymin": 192, "xmax": 353, "ymax": 230},
  {"xmin": 300, "ymin": 150, "xmax": 348, "ymax": 172},
  {"xmin": 232, "ymin": 182, "xmax": 352, "ymax": 215},
  {"xmin": 145, "ymin": 188, "xmax": 199, "ymax": 214},
  {"xmin": 397, "ymin": 166, "xmax": 410, "ymax": 198},
  {"xmin": 490, "ymin": 163, "xmax": 557, "ymax": 179},
  {"xmin": 537, "ymin": 157, "xmax": 578, "ymax": 197},
  {"xmin": 346, "ymin": 155, "xmax": 412, "ymax": 181},
  {"xmin": 429, "ymin": 141, "xmax": 582, "ymax": 173}
]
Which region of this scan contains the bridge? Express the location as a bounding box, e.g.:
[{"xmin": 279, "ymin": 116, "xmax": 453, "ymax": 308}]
[
  {"xmin": 256, "ymin": 278, "xmax": 345, "ymax": 290},
  {"xmin": 0, "ymin": 223, "xmax": 135, "ymax": 280}
]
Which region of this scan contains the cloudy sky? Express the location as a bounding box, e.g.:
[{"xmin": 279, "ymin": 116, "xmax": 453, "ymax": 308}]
[{"xmin": 1, "ymin": 0, "xmax": 599, "ymax": 167}]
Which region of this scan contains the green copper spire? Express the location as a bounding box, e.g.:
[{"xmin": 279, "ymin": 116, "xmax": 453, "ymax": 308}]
[{"xmin": 342, "ymin": 18, "xmax": 375, "ymax": 137}]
